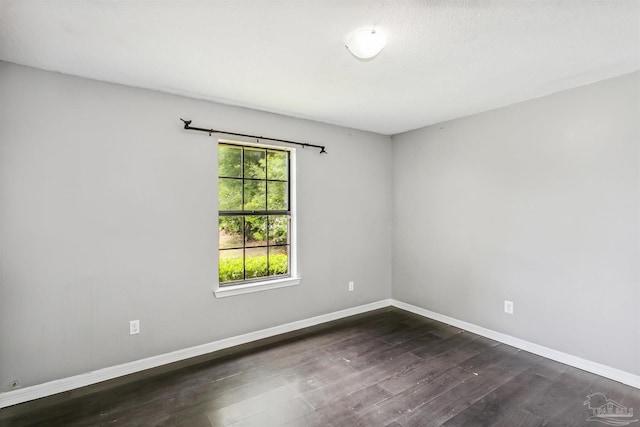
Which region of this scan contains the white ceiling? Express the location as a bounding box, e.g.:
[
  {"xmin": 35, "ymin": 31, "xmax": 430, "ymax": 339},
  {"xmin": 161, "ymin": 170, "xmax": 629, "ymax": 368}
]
[{"xmin": 1, "ymin": 1, "xmax": 638, "ymax": 135}]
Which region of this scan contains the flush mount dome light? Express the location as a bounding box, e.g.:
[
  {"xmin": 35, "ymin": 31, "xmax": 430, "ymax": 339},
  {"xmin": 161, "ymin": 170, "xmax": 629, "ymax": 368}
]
[{"xmin": 344, "ymin": 27, "xmax": 387, "ymax": 59}]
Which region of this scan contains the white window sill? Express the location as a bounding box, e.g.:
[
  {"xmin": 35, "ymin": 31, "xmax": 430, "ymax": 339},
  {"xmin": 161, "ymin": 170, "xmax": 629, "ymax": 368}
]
[{"xmin": 214, "ymin": 277, "xmax": 301, "ymax": 298}]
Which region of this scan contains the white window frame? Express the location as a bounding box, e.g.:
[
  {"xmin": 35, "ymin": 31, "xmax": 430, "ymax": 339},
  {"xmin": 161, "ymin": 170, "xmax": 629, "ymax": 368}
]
[{"xmin": 214, "ymin": 139, "xmax": 300, "ymax": 298}]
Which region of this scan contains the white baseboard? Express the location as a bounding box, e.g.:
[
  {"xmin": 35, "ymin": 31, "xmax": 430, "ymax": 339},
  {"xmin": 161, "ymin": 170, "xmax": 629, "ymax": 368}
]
[
  {"xmin": 391, "ymin": 299, "xmax": 640, "ymax": 389},
  {"xmin": 2, "ymin": 297, "xmax": 637, "ymax": 409},
  {"xmin": 0, "ymin": 299, "xmax": 392, "ymax": 409}
]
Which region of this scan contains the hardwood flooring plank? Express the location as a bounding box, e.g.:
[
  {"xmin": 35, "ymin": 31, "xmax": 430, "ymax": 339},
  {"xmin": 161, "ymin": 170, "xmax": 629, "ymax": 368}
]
[
  {"xmin": 341, "ymin": 383, "xmax": 393, "ymax": 413},
  {"xmin": 280, "ymin": 410, "xmax": 335, "ymax": 427},
  {"xmin": 401, "ymin": 350, "xmax": 542, "ymax": 427},
  {"xmin": 191, "ymin": 374, "xmax": 292, "ymax": 412},
  {"xmin": 428, "ymin": 323, "xmax": 465, "ymax": 339},
  {"xmin": 462, "ymin": 335, "xmax": 501, "ymax": 353},
  {"xmin": 323, "ymin": 334, "xmax": 392, "ymax": 360},
  {"xmin": 441, "ymin": 369, "xmax": 551, "ymax": 426},
  {"xmin": 345, "ymin": 340, "xmax": 423, "ymax": 371},
  {"xmin": 157, "ymin": 413, "xmax": 213, "ymax": 427},
  {"xmin": 396, "ymin": 315, "xmax": 437, "ymax": 329},
  {"xmin": 279, "ymin": 352, "xmax": 357, "ymax": 393},
  {"xmin": 299, "ymin": 384, "xmax": 395, "ymax": 427},
  {"xmin": 521, "ymin": 366, "xmax": 599, "ymax": 421},
  {"xmin": 490, "ymin": 349, "xmax": 542, "ymax": 374},
  {"xmin": 379, "ymin": 322, "xmax": 439, "ymax": 346},
  {"xmin": 401, "ymin": 373, "xmax": 508, "ymax": 427},
  {"xmin": 356, "ymin": 366, "xmax": 476, "ymax": 426},
  {"xmin": 490, "ymin": 407, "xmax": 550, "ymax": 427},
  {"xmin": 410, "ymin": 331, "xmax": 478, "ymax": 360},
  {"xmin": 589, "ymin": 375, "xmax": 640, "ymax": 409},
  {"xmin": 206, "ymin": 383, "xmax": 302, "ymax": 426},
  {"xmin": 529, "ymin": 357, "xmax": 568, "ymax": 381},
  {"xmin": 456, "ymin": 343, "xmax": 519, "ymax": 374},
  {"xmin": 225, "ymin": 397, "xmax": 313, "ymax": 427},
  {"xmin": 376, "ymin": 358, "xmax": 431, "ymax": 395},
  {"xmin": 381, "ymin": 334, "xmax": 499, "ymax": 394},
  {"xmin": 302, "ymin": 352, "xmax": 424, "ymax": 410},
  {"xmin": 545, "ymin": 368, "xmax": 638, "ymax": 427},
  {"xmin": 379, "ymin": 345, "xmax": 479, "ymax": 395}
]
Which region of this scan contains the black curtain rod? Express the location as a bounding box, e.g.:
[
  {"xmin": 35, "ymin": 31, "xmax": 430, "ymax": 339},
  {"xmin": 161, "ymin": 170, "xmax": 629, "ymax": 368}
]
[{"xmin": 180, "ymin": 119, "xmax": 327, "ymax": 154}]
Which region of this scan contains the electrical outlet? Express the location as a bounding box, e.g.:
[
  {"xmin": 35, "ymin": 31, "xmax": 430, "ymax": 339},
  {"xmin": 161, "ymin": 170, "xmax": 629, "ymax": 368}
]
[
  {"xmin": 504, "ymin": 300, "xmax": 514, "ymax": 315},
  {"xmin": 348, "ymin": 281, "xmax": 354, "ymax": 292},
  {"xmin": 129, "ymin": 320, "xmax": 140, "ymax": 335}
]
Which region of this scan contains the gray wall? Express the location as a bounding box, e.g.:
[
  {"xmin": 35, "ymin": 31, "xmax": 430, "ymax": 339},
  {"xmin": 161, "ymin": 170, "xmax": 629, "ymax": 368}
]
[
  {"xmin": 392, "ymin": 72, "xmax": 640, "ymax": 375},
  {"xmin": 0, "ymin": 62, "xmax": 393, "ymax": 392}
]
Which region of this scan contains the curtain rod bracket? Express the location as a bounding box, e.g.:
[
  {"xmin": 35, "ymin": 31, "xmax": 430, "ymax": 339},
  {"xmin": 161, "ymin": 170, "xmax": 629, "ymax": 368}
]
[{"xmin": 179, "ymin": 118, "xmax": 327, "ymax": 154}]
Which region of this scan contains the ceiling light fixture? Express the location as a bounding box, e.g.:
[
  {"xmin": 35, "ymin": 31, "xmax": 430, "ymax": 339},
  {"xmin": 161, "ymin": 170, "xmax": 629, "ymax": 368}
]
[{"xmin": 344, "ymin": 27, "xmax": 387, "ymax": 60}]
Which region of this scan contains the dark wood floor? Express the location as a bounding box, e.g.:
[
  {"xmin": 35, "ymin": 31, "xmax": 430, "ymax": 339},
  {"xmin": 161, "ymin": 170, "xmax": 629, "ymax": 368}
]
[{"xmin": 1, "ymin": 308, "xmax": 638, "ymax": 426}]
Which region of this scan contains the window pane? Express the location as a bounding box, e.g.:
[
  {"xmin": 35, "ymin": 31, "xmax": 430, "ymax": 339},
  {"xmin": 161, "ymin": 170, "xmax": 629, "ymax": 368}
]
[
  {"xmin": 219, "ymin": 216, "xmax": 243, "ymax": 249},
  {"xmin": 244, "ymin": 148, "xmax": 266, "ymax": 179},
  {"xmin": 219, "ymin": 249, "xmax": 243, "ymax": 283},
  {"xmin": 245, "ymin": 247, "xmax": 268, "ymax": 279},
  {"xmin": 268, "ymin": 215, "xmax": 289, "ymax": 246},
  {"xmin": 245, "ymin": 215, "xmax": 267, "ymax": 247},
  {"xmin": 267, "ymin": 181, "xmax": 287, "ymax": 211},
  {"xmin": 267, "ymin": 150, "xmax": 287, "ymax": 181},
  {"xmin": 269, "ymin": 246, "xmax": 289, "ymax": 276},
  {"xmin": 218, "ymin": 145, "xmax": 242, "ymax": 177},
  {"xmin": 244, "ymin": 180, "xmax": 266, "ymax": 210},
  {"xmin": 218, "ymin": 178, "xmax": 242, "ymax": 211}
]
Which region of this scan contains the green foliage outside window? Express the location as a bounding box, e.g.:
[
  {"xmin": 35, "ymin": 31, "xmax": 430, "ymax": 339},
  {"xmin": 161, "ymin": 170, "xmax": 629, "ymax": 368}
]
[{"xmin": 218, "ymin": 253, "xmax": 289, "ymax": 283}]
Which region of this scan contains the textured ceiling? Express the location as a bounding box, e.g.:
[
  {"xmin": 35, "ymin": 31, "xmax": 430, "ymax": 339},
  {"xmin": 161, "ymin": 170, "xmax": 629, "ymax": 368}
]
[{"xmin": 1, "ymin": 1, "xmax": 638, "ymax": 135}]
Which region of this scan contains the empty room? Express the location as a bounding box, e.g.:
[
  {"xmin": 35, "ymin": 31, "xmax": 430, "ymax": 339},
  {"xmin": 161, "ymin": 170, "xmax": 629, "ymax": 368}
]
[{"xmin": 0, "ymin": 1, "xmax": 639, "ymax": 426}]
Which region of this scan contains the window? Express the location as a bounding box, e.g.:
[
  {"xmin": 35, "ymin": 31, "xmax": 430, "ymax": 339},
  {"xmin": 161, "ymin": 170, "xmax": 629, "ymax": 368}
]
[{"xmin": 217, "ymin": 142, "xmax": 298, "ymax": 296}]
